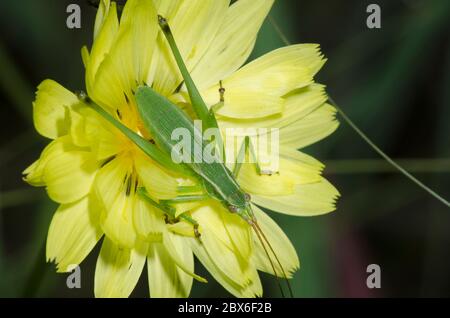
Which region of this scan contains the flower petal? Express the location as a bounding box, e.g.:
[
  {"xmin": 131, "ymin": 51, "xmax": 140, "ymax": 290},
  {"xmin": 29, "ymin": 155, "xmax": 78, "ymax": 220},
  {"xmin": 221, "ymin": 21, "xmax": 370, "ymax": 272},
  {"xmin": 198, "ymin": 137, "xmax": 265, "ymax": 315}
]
[
  {"xmin": 225, "ymin": 139, "xmax": 323, "ymax": 196},
  {"xmin": 86, "ymin": 1, "xmax": 119, "ymax": 94},
  {"xmin": 251, "ymin": 206, "xmax": 299, "ymax": 278},
  {"xmin": 147, "ymin": 242, "xmax": 193, "ymax": 298},
  {"xmin": 163, "ymin": 231, "xmax": 207, "ymax": 283},
  {"xmin": 91, "ymin": 0, "xmax": 158, "ymax": 112},
  {"xmin": 81, "ymin": 107, "xmax": 125, "ymax": 160},
  {"xmin": 202, "ymin": 44, "xmax": 325, "ymax": 118},
  {"xmin": 33, "ymin": 80, "xmax": 79, "ymax": 139},
  {"xmin": 192, "ymin": 204, "xmax": 252, "ymax": 288},
  {"xmin": 189, "ymin": 237, "xmax": 261, "ymax": 297},
  {"xmin": 237, "ymin": 162, "xmax": 295, "ymax": 196},
  {"xmin": 190, "ymin": 0, "xmax": 274, "ymax": 90},
  {"xmin": 133, "ymin": 196, "xmax": 165, "ymax": 242},
  {"xmin": 252, "ymin": 178, "xmax": 340, "ymax": 216},
  {"xmin": 43, "ymin": 136, "xmax": 99, "ymax": 204},
  {"xmin": 134, "ymin": 152, "xmax": 179, "ymax": 200},
  {"xmin": 93, "ymin": 0, "xmax": 112, "ymax": 40},
  {"xmin": 217, "ymin": 84, "xmax": 327, "ymax": 131},
  {"xmin": 150, "ymin": 0, "xmax": 231, "ymax": 95},
  {"xmin": 23, "ymin": 159, "xmax": 44, "ymax": 186},
  {"xmin": 281, "ymin": 103, "xmax": 339, "ymax": 149},
  {"xmin": 95, "ymin": 238, "xmax": 147, "ymax": 298},
  {"xmin": 68, "ymin": 104, "xmax": 92, "ymax": 148},
  {"xmin": 23, "ymin": 138, "xmax": 64, "ymax": 187},
  {"xmin": 94, "ymin": 156, "xmax": 138, "ymax": 249},
  {"xmin": 219, "ymin": 205, "xmax": 253, "ymax": 261},
  {"xmin": 46, "ymin": 195, "xmax": 103, "ymax": 272}
]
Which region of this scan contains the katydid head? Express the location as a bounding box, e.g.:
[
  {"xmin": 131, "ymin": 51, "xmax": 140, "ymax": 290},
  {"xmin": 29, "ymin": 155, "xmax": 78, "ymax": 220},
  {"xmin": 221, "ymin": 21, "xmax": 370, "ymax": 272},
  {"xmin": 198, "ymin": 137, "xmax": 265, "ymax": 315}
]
[{"xmin": 226, "ymin": 192, "xmax": 255, "ymax": 224}]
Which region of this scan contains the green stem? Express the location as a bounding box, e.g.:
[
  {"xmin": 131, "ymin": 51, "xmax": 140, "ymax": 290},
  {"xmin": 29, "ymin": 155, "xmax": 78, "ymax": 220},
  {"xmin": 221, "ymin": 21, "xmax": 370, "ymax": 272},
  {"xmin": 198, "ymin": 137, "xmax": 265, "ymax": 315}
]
[
  {"xmin": 325, "ymin": 159, "xmax": 450, "ymax": 174},
  {"xmin": 324, "ymin": 159, "xmax": 450, "ymax": 174}
]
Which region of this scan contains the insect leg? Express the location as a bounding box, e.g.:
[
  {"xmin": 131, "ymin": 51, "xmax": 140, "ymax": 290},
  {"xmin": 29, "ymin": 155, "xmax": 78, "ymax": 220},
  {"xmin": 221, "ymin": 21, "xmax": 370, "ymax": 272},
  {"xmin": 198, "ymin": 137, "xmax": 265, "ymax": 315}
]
[
  {"xmin": 158, "ymin": 16, "xmax": 225, "ymax": 160},
  {"xmin": 158, "ymin": 16, "xmax": 212, "ymax": 126},
  {"xmin": 233, "ymin": 136, "xmax": 270, "ymax": 178},
  {"xmin": 177, "ymin": 185, "xmax": 204, "ymax": 194},
  {"xmin": 160, "ymin": 195, "xmax": 209, "ymax": 205},
  {"xmin": 209, "ymin": 81, "xmax": 226, "ymax": 114},
  {"xmin": 138, "ymin": 188, "xmax": 202, "ymax": 238}
]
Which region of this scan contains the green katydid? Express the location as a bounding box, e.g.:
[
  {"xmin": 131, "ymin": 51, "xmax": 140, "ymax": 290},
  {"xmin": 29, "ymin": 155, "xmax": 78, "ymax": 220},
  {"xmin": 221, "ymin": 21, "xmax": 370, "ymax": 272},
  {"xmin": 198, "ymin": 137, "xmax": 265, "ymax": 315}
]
[{"xmin": 79, "ymin": 15, "xmax": 293, "ymax": 297}]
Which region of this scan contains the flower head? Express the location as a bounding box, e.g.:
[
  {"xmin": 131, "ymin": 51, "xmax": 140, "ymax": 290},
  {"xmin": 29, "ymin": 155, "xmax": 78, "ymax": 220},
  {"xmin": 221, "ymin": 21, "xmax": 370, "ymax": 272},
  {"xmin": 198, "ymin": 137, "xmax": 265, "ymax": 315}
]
[{"xmin": 24, "ymin": 0, "xmax": 339, "ymax": 297}]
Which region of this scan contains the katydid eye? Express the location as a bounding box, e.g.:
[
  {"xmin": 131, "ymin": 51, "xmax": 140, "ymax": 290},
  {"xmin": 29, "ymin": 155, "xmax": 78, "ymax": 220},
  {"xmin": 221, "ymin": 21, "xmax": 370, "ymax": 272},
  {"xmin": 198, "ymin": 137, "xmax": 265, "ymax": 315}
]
[
  {"xmin": 228, "ymin": 205, "xmax": 238, "ymax": 213},
  {"xmin": 244, "ymin": 193, "xmax": 251, "ymax": 202}
]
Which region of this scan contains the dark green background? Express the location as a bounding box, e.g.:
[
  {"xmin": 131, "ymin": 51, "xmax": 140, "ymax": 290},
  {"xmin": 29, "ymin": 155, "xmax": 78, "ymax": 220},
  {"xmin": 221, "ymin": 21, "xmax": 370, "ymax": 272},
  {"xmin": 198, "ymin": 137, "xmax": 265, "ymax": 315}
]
[{"xmin": 0, "ymin": 0, "xmax": 449, "ymax": 297}]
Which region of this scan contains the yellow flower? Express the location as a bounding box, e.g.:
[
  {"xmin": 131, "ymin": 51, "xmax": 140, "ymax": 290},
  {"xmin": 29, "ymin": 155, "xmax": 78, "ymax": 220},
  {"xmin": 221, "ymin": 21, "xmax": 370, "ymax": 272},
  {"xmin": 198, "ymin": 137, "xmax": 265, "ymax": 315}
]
[{"xmin": 23, "ymin": 0, "xmax": 339, "ymax": 298}]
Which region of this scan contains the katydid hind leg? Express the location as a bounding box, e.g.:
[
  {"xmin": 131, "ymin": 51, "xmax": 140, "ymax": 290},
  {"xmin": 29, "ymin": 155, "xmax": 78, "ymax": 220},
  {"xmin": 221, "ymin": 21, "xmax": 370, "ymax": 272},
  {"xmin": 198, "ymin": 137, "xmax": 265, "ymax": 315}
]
[
  {"xmin": 138, "ymin": 188, "xmax": 202, "ymax": 239},
  {"xmin": 157, "ymin": 16, "xmax": 225, "ymax": 159}
]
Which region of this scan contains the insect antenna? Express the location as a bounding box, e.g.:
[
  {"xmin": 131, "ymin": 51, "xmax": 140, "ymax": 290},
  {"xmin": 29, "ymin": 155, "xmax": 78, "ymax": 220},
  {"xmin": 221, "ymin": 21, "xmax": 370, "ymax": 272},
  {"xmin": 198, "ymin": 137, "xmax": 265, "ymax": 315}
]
[
  {"xmin": 252, "ymin": 221, "xmax": 294, "ymax": 298},
  {"xmin": 251, "ymin": 224, "xmax": 285, "ymax": 298}
]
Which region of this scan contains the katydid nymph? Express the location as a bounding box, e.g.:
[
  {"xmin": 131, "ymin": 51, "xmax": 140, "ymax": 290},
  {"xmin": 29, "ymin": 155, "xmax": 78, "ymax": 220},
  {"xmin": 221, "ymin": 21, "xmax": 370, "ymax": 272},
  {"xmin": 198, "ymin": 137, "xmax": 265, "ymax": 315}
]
[{"xmin": 80, "ymin": 15, "xmax": 293, "ymax": 297}]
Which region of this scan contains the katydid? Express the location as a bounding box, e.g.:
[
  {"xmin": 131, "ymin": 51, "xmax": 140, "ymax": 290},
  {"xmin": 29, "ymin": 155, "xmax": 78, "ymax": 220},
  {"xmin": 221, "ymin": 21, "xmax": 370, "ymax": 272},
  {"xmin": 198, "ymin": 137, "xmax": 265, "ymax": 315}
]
[{"xmin": 79, "ymin": 15, "xmax": 293, "ymax": 297}]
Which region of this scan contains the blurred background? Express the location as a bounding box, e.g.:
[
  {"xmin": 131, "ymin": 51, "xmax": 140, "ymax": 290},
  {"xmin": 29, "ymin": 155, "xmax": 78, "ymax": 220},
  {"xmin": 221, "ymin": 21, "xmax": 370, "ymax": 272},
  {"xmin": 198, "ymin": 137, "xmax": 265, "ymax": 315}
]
[{"xmin": 0, "ymin": 0, "xmax": 449, "ymax": 298}]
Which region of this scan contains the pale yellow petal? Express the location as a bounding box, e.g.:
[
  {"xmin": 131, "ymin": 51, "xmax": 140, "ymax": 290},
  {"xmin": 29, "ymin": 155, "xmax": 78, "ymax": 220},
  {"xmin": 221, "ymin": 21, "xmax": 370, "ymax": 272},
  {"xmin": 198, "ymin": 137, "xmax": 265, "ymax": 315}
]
[
  {"xmin": 252, "ymin": 178, "xmax": 340, "ymax": 216},
  {"xmin": 80, "ymin": 107, "xmax": 124, "ymax": 160},
  {"xmin": 81, "ymin": 46, "xmax": 90, "ymax": 69},
  {"xmin": 163, "ymin": 231, "xmax": 207, "ymax": 283},
  {"xmin": 189, "ymin": 0, "xmax": 274, "ymax": 90},
  {"xmin": 251, "ymin": 206, "xmax": 299, "ymax": 278},
  {"xmin": 23, "ymin": 138, "xmax": 66, "ymax": 186},
  {"xmin": 86, "ymin": 1, "xmax": 119, "ymax": 94},
  {"xmin": 43, "ymin": 137, "xmax": 98, "ymax": 204},
  {"xmin": 281, "ymin": 103, "xmax": 339, "ymax": 149},
  {"xmin": 173, "ymin": 201, "xmax": 203, "ymax": 218},
  {"xmin": 119, "ymin": 0, "xmax": 158, "ymax": 84},
  {"xmin": 47, "ymin": 195, "xmax": 103, "ymax": 272},
  {"xmin": 93, "ymin": 0, "xmax": 111, "ymax": 39},
  {"xmin": 33, "ymin": 80, "xmax": 78, "ymax": 139},
  {"xmin": 194, "ymin": 202, "xmax": 252, "ymax": 261},
  {"xmin": 132, "ymin": 196, "xmax": 165, "ymax": 242},
  {"xmin": 23, "ymin": 159, "xmax": 44, "ymax": 186},
  {"xmin": 150, "ymin": 0, "xmax": 231, "ymax": 95},
  {"xmin": 226, "ymin": 139, "xmax": 323, "ymax": 196},
  {"xmin": 134, "ymin": 152, "xmax": 179, "ymax": 200},
  {"xmin": 202, "ymin": 44, "xmax": 325, "ymax": 118},
  {"xmin": 147, "ymin": 242, "xmax": 193, "ymax": 298},
  {"xmin": 90, "ymin": 0, "xmax": 157, "ymax": 111},
  {"xmin": 189, "ymin": 238, "xmax": 261, "ymax": 297},
  {"xmin": 95, "ymin": 238, "xmax": 147, "ymax": 298},
  {"xmin": 217, "ymin": 84, "xmax": 327, "ymax": 131},
  {"xmin": 191, "ymin": 204, "xmax": 252, "ymax": 288},
  {"xmin": 94, "ymin": 156, "xmax": 137, "ymax": 248},
  {"xmin": 68, "ymin": 104, "xmax": 91, "ymax": 148},
  {"xmin": 237, "ymin": 162, "xmax": 295, "ymax": 196},
  {"xmin": 219, "ymin": 205, "xmax": 253, "ymax": 261},
  {"xmin": 167, "ymin": 222, "xmax": 197, "ymax": 238},
  {"xmin": 152, "ymin": 0, "xmax": 180, "ymax": 17}
]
